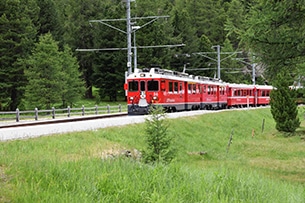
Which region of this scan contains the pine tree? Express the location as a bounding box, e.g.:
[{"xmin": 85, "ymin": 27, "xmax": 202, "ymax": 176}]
[
  {"xmin": 270, "ymin": 70, "xmax": 300, "ymax": 134},
  {"xmin": 0, "ymin": 0, "xmax": 38, "ymax": 110},
  {"xmin": 24, "ymin": 33, "xmax": 64, "ymax": 109},
  {"xmin": 37, "ymin": 0, "xmax": 64, "ymax": 47},
  {"xmin": 63, "ymin": 0, "xmax": 106, "ymax": 98},
  {"xmin": 142, "ymin": 106, "xmax": 175, "ymax": 164},
  {"xmin": 60, "ymin": 45, "xmax": 86, "ymax": 107}
]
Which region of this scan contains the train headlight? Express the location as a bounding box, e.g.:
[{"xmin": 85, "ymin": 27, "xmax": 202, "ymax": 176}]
[
  {"xmin": 130, "ymin": 97, "xmax": 134, "ymax": 101},
  {"xmin": 153, "ymin": 96, "xmax": 158, "ymax": 100}
]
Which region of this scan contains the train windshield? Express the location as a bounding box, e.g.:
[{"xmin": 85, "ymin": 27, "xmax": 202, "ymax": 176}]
[
  {"xmin": 148, "ymin": 80, "xmax": 159, "ymax": 91},
  {"xmin": 128, "ymin": 81, "xmax": 138, "ymax": 91},
  {"xmin": 140, "ymin": 81, "xmax": 145, "ymax": 91}
]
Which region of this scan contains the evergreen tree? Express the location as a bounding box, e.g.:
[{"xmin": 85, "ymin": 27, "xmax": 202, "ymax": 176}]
[
  {"xmin": 24, "ymin": 33, "xmax": 64, "ymax": 109},
  {"xmin": 186, "ymin": 0, "xmax": 227, "ymax": 44},
  {"xmin": 228, "ymin": 0, "xmax": 305, "ymax": 133},
  {"xmin": 270, "ymin": 70, "xmax": 300, "ymax": 134},
  {"xmin": 134, "ymin": 0, "xmax": 177, "ymax": 69},
  {"xmin": 93, "ymin": 52, "xmax": 126, "ymax": 101},
  {"xmin": 37, "ymin": 0, "xmax": 64, "ymax": 47},
  {"xmin": 63, "ymin": 0, "xmax": 105, "ymax": 98},
  {"xmin": 142, "ymin": 106, "xmax": 175, "ymax": 164},
  {"xmin": 239, "ymin": 0, "xmax": 305, "ymax": 80},
  {"xmin": 60, "ymin": 45, "xmax": 86, "ymax": 107},
  {"xmin": 223, "ymin": 0, "xmax": 246, "ymax": 48},
  {"xmin": 0, "ymin": 0, "xmax": 38, "ymax": 110},
  {"xmin": 169, "ymin": 5, "xmax": 201, "ymax": 72},
  {"xmin": 90, "ymin": 0, "xmax": 127, "ymax": 101},
  {"xmin": 221, "ymin": 38, "xmax": 248, "ymax": 83}
]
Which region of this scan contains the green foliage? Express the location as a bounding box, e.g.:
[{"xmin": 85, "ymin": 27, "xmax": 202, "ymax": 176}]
[
  {"xmin": 270, "ymin": 70, "xmax": 300, "ymax": 133},
  {"xmin": 142, "ymin": 106, "xmax": 175, "ymax": 164},
  {"xmin": 37, "ymin": 0, "xmax": 64, "ymax": 47},
  {"xmin": 24, "ymin": 33, "xmax": 64, "ymax": 109},
  {"xmin": 0, "ymin": 0, "xmax": 38, "ymax": 110},
  {"xmin": 5, "ymin": 0, "xmax": 305, "ymax": 108},
  {"xmin": 24, "ymin": 33, "xmax": 85, "ymax": 109},
  {"xmin": 2, "ymin": 109, "xmax": 305, "ymax": 202},
  {"xmin": 62, "ymin": 0, "xmax": 106, "ymax": 98},
  {"xmin": 60, "ymin": 45, "xmax": 86, "ymax": 107},
  {"xmin": 239, "ymin": 0, "xmax": 305, "ymax": 81}
]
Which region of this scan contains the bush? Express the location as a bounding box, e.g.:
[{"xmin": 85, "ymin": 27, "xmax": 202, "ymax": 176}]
[
  {"xmin": 142, "ymin": 106, "xmax": 176, "ymax": 164},
  {"xmin": 270, "ymin": 70, "xmax": 300, "ymax": 134}
]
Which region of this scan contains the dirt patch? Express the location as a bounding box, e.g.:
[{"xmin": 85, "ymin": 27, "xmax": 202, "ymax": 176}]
[{"xmin": 101, "ymin": 147, "xmax": 142, "ymax": 160}]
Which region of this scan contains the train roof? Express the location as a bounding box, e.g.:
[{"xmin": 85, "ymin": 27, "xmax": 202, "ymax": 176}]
[
  {"xmin": 227, "ymin": 83, "xmax": 273, "ymax": 90},
  {"xmin": 127, "ymin": 67, "xmax": 275, "ymax": 89},
  {"xmin": 255, "ymin": 85, "xmax": 274, "ymax": 90},
  {"xmin": 127, "ymin": 67, "xmax": 225, "ymax": 85},
  {"xmin": 227, "ymin": 83, "xmax": 255, "ymax": 88}
]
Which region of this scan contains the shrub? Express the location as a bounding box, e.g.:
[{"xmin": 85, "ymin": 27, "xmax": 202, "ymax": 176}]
[{"xmin": 142, "ymin": 106, "xmax": 176, "ymax": 164}]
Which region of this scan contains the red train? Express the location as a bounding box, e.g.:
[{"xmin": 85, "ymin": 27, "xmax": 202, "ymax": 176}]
[{"xmin": 124, "ymin": 67, "xmax": 273, "ymax": 115}]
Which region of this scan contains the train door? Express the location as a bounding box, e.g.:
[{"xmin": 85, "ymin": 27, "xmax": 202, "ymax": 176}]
[
  {"xmin": 216, "ymin": 85, "xmax": 220, "ymax": 109},
  {"xmin": 184, "ymin": 81, "xmax": 188, "ymax": 110},
  {"xmin": 139, "ymin": 80, "xmax": 147, "ymax": 107},
  {"xmin": 254, "ymin": 86, "xmax": 258, "ymax": 107}
]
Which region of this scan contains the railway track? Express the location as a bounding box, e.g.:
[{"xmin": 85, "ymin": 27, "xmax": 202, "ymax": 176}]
[
  {"xmin": 0, "ymin": 107, "xmax": 269, "ymax": 141},
  {"xmin": 0, "ymin": 112, "xmax": 127, "ymax": 129}
]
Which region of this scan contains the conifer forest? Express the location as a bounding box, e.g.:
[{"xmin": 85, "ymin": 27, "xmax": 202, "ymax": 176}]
[{"xmin": 1, "ymin": 0, "xmax": 305, "ymax": 111}]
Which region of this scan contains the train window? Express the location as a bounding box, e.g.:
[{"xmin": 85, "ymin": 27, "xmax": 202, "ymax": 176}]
[
  {"xmin": 161, "ymin": 80, "xmax": 165, "ymax": 91},
  {"xmin": 169, "ymin": 82, "xmax": 173, "ymax": 93},
  {"xmin": 140, "ymin": 81, "xmax": 145, "ymax": 91},
  {"xmin": 208, "ymin": 86, "xmax": 211, "ymax": 95},
  {"xmin": 193, "ymin": 84, "xmax": 196, "ymax": 93},
  {"xmin": 211, "ymin": 86, "xmax": 214, "ymax": 95},
  {"xmin": 128, "ymin": 80, "xmax": 138, "ymax": 92},
  {"xmin": 188, "ymin": 84, "xmax": 192, "ymax": 94},
  {"xmin": 148, "ymin": 80, "xmax": 159, "ymax": 91},
  {"xmin": 236, "ymin": 90, "xmax": 240, "ymax": 96},
  {"xmin": 174, "ymin": 82, "xmax": 178, "ymax": 93},
  {"xmin": 204, "ymin": 86, "xmax": 206, "ymax": 93},
  {"xmin": 262, "ymin": 91, "xmax": 265, "ymax": 96},
  {"xmin": 266, "ymin": 91, "xmax": 270, "ymax": 96},
  {"xmin": 179, "ymin": 82, "xmax": 183, "ymax": 93}
]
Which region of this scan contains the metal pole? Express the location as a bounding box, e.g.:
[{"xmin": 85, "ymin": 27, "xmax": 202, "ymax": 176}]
[
  {"xmin": 133, "ymin": 30, "xmax": 137, "ymax": 72},
  {"xmin": 252, "ymin": 63, "xmax": 255, "ymax": 85},
  {"xmin": 217, "ymin": 45, "xmax": 221, "ymax": 79},
  {"xmin": 126, "ymin": 0, "xmax": 132, "ymax": 74}
]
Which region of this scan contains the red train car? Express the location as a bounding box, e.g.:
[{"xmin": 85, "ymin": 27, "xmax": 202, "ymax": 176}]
[
  {"xmin": 256, "ymin": 85, "xmax": 273, "ymax": 106},
  {"xmin": 124, "ymin": 67, "xmax": 272, "ymax": 115},
  {"xmin": 227, "ymin": 84, "xmax": 256, "ymax": 108},
  {"xmin": 125, "ymin": 67, "xmax": 227, "ymax": 115},
  {"xmin": 227, "ymin": 84, "xmax": 272, "ymax": 108}
]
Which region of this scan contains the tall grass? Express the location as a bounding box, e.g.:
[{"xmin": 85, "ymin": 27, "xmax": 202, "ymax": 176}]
[{"xmin": 1, "ymin": 108, "xmax": 305, "ymax": 202}]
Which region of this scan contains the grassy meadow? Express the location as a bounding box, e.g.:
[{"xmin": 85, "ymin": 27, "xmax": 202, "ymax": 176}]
[{"xmin": 1, "ymin": 107, "xmax": 305, "ymax": 202}]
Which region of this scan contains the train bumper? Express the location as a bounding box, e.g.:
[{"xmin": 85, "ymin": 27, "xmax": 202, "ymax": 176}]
[{"xmin": 128, "ymin": 105, "xmax": 149, "ymax": 115}]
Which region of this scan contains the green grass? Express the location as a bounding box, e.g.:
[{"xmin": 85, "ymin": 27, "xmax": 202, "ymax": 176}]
[{"xmin": 1, "ymin": 108, "xmax": 305, "ymax": 202}]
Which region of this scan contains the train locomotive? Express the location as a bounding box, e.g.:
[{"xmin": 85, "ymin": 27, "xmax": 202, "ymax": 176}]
[{"xmin": 124, "ymin": 66, "xmax": 273, "ymax": 115}]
